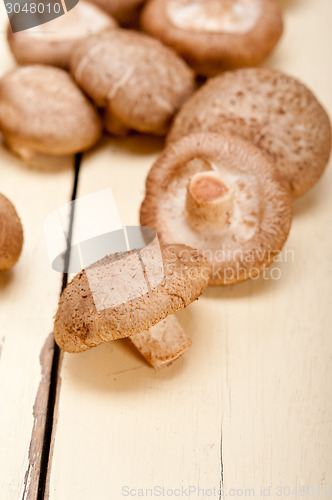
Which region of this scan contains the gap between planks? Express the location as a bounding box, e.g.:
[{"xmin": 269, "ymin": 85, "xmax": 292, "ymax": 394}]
[{"xmin": 22, "ymin": 154, "xmax": 82, "ymax": 500}]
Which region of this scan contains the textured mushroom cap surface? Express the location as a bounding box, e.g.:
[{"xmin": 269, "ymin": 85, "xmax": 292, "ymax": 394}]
[
  {"xmin": 87, "ymin": 0, "xmax": 145, "ymax": 21},
  {"xmin": 168, "ymin": 68, "xmax": 332, "ymax": 198},
  {"xmin": 54, "ymin": 244, "xmax": 211, "ymax": 353},
  {"xmin": 140, "ymin": 133, "xmax": 293, "ymax": 286},
  {"xmin": 70, "ymin": 30, "xmax": 195, "ymax": 135},
  {"xmin": 7, "ymin": 2, "xmax": 117, "ymax": 69},
  {"xmin": 0, "ymin": 193, "xmax": 23, "ymax": 271},
  {"xmin": 0, "ymin": 66, "xmax": 102, "ymax": 159},
  {"xmin": 141, "ymin": 0, "xmax": 283, "ymax": 75}
]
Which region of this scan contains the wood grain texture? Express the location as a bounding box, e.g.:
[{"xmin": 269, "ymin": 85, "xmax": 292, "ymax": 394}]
[
  {"xmin": 47, "ymin": 1, "xmax": 332, "ymax": 498},
  {"xmin": 0, "ymin": 4, "xmax": 75, "ymax": 497},
  {"xmin": 0, "ymin": 0, "xmax": 329, "ymax": 498}
]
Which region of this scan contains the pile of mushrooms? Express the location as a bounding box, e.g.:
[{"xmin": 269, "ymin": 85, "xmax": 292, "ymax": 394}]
[
  {"xmin": 0, "ymin": 193, "xmax": 23, "ymax": 271},
  {"xmin": 1, "ymin": 24, "xmax": 195, "ymax": 157},
  {"xmin": 138, "ymin": 68, "xmax": 331, "ymax": 285},
  {"xmin": 1, "ymin": 1, "xmax": 331, "ymax": 368},
  {"xmin": 168, "ymin": 68, "xmax": 332, "ymax": 198}
]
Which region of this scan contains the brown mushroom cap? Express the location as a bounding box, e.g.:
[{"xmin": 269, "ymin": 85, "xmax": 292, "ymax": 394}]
[
  {"xmin": 140, "ymin": 133, "xmax": 293, "ymax": 286},
  {"xmin": 0, "ymin": 65, "xmax": 102, "ymax": 160},
  {"xmin": 141, "ymin": 0, "xmax": 283, "ymax": 76},
  {"xmin": 0, "ymin": 193, "xmax": 23, "ymax": 271},
  {"xmin": 87, "ymin": 0, "xmax": 145, "ymax": 23},
  {"xmin": 7, "ymin": 2, "xmax": 117, "ymax": 70},
  {"xmin": 168, "ymin": 68, "xmax": 332, "ymax": 198},
  {"xmin": 54, "ymin": 244, "xmax": 211, "ymax": 353},
  {"xmin": 70, "ymin": 29, "xmax": 195, "ymax": 135}
]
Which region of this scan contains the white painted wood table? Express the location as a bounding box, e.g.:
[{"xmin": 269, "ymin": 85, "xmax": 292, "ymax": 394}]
[{"xmin": 0, "ymin": 0, "xmax": 331, "ymax": 498}]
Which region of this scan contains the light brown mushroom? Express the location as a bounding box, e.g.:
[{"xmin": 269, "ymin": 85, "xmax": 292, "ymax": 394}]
[
  {"xmin": 54, "ymin": 244, "xmax": 211, "ymax": 367},
  {"xmin": 87, "ymin": 0, "xmax": 145, "ymax": 24},
  {"xmin": 140, "ymin": 133, "xmax": 293, "ymax": 286},
  {"xmin": 0, "ymin": 65, "xmax": 102, "ymax": 160},
  {"xmin": 7, "ymin": 1, "xmax": 117, "ymax": 70},
  {"xmin": 168, "ymin": 68, "xmax": 332, "ymax": 198},
  {"xmin": 70, "ymin": 29, "xmax": 195, "ymax": 136},
  {"xmin": 0, "ymin": 193, "xmax": 23, "ymax": 271},
  {"xmin": 141, "ymin": 0, "xmax": 283, "ymax": 76}
]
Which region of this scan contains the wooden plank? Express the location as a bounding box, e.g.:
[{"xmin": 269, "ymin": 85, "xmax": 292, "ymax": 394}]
[
  {"xmin": 47, "ymin": 1, "xmax": 332, "ymax": 498},
  {"xmin": 0, "ymin": 4, "xmax": 75, "ymax": 497}
]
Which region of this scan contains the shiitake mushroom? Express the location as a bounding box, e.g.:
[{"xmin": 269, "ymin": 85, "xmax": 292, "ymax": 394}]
[
  {"xmin": 0, "ymin": 65, "xmax": 102, "ymax": 160},
  {"xmin": 140, "ymin": 133, "xmax": 293, "ymax": 285},
  {"xmin": 54, "ymin": 244, "xmax": 211, "ymax": 352},
  {"xmin": 70, "ymin": 29, "xmax": 195, "ymax": 136},
  {"xmin": 7, "ymin": 1, "xmax": 117, "ymax": 70},
  {"xmin": 0, "ymin": 193, "xmax": 23, "ymax": 271},
  {"xmin": 141, "ymin": 0, "xmax": 283, "ymax": 75}
]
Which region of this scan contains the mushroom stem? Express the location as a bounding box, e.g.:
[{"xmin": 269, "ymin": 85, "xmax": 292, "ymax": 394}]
[
  {"xmin": 186, "ymin": 171, "xmax": 233, "ymax": 232},
  {"xmin": 129, "ymin": 315, "xmax": 191, "ymax": 369}
]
